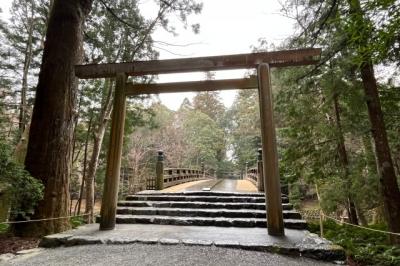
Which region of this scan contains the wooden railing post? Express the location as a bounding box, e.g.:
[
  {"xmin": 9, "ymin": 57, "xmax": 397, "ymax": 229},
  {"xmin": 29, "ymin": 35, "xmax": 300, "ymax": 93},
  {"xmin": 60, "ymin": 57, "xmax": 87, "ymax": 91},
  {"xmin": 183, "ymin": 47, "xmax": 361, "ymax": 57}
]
[
  {"xmin": 257, "ymin": 148, "xmax": 264, "ymax": 192},
  {"xmin": 100, "ymin": 73, "xmax": 127, "ymax": 230},
  {"xmin": 244, "ymin": 162, "xmax": 248, "ymax": 180},
  {"xmin": 156, "ymin": 150, "xmax": 164, "ymax": 190},
  {"xmin": 257, "ymin": 63, "xmax": 284, "ymax": 236}
]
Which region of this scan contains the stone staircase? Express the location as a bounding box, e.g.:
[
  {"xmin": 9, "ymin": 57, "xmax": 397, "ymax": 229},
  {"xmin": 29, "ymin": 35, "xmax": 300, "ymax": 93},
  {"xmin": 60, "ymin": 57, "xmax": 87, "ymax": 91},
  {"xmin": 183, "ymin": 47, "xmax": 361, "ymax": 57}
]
[{"xmin": 115, "ymin": 191, "xmax": 307, "ymax": 230}]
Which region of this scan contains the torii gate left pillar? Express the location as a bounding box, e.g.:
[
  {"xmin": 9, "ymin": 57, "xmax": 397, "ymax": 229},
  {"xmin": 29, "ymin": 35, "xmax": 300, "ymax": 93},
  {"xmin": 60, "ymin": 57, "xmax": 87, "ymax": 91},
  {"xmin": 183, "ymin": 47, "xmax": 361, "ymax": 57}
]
[{"xmin": 99, "ymin": 73, "xmax": 127, "ymax": 230}]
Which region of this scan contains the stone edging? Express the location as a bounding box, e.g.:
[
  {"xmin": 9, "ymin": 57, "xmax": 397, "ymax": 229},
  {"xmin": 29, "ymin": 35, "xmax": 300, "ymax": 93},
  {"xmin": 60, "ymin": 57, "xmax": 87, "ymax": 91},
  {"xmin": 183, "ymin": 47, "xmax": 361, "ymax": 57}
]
[{"xmin": 39, "ymin": 233, "xmax": 346, "ymax": 263}]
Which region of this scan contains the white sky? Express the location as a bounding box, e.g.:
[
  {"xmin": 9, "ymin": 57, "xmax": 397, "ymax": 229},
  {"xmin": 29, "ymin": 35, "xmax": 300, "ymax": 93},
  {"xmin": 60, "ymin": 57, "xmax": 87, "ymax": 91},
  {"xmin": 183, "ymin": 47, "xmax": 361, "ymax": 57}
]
[
  {"xmin": 141, "ymin": 0, "xmax": 295, "ymax": 110},
  {"xmin": 0, "ymin": 0, "xmax": 296, "ymax": 110}
]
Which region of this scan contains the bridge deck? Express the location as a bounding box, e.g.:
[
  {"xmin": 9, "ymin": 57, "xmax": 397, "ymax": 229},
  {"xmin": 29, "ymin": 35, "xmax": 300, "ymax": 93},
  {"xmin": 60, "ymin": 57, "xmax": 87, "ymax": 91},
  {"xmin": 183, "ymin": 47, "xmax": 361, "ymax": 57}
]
[{"xmin": 162, "ymin": 179, "xmax": 257, "ymax": 193}]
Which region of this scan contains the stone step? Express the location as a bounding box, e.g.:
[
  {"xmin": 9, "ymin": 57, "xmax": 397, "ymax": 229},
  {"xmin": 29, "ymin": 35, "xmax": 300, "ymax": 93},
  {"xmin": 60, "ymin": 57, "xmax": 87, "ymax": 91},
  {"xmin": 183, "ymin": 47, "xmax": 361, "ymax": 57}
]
[
  {"xmin": 114, "ymin": 214, "xmax": 308, "ymax": 230},
  {"xmin": 117, "ymin": 201, "xmax": 294, "ymax": 211},
  {"xmin": 125, "ymin": 195, "xmax": 289, "ymax": 204},
  {"xmin": 136, "ymin": 191, "xmax": 267, "ymax": 197},
  {"xmin": 116, "ymin": 207, "xmax": 302, "ymax": 219}
]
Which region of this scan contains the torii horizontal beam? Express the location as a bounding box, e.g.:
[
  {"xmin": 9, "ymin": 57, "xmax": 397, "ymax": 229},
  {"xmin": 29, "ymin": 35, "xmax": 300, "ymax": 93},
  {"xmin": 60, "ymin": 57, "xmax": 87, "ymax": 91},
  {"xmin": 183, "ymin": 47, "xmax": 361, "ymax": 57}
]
[
  {"xmin": 125, "ymin": 77, "xmax": 258, "ymax": 96},
  {"xmin": 75, "ymin": 48, "xmax": 321, "ymax": 79}
]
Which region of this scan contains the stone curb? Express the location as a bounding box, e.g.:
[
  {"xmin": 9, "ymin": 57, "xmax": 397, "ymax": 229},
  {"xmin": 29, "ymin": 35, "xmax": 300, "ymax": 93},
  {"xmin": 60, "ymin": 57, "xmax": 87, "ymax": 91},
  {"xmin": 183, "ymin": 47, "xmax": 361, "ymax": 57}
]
[
  {"xmin": 208, "ymin": 179, "xmax": 224, "ymax": 190},
  {"xmin": 39, "ymin": 234, "xmax": 346, "ymax": 262}
]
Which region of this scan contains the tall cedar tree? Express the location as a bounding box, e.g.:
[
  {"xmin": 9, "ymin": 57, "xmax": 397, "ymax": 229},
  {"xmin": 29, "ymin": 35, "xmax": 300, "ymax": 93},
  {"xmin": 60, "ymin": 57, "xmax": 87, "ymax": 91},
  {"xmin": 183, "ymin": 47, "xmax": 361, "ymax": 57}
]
[
  {"xmin": 18, "ymin": 0, "xmax": 93, "ymax": 236},
  {"xmin": 347, "ymin": 0, "xmax": 400, "ymax": 244}
]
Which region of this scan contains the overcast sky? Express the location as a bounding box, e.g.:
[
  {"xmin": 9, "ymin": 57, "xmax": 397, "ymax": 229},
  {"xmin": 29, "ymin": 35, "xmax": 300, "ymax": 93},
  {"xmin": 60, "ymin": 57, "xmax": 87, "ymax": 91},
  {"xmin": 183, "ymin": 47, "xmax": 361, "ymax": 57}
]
[
  {"xmin": 142, "ymin": 0, "xmax": 295, "ymax": 110},
  {"xmin": 0, "ymin": 0, "xmax": 296, "ymax": 110}
]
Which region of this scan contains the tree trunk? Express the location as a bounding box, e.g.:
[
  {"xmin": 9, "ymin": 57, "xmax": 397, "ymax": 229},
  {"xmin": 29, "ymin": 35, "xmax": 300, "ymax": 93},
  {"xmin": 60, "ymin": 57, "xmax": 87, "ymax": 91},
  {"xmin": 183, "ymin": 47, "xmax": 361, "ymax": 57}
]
[
  {"xmin": 332, "ymin": 92, "xmax": 359, "ymax": 225},
  {"xmin": 17, "ymin": 0, "xmax": 93, "ymax": 237},
  {"xmin": 360, "ymin": 62, "xmax": 400, "ymax": 243},
  {"xmin": 355, "ymin": 202, "xmax": 368, "ymax": 226},
  {"xmin": 19, "ymin": 14, "xmax": 34, "ymax": 137},
  {"xmin": 75, "ymin": 115, "xmax": 92, "ymax": 215},
  {"xmin": 347, "ymin": 0, "xmax": 400, "ymax": 245},
  {"xmin": 85, "ymin": 79, "xmax": 114, "ymax": 223}
]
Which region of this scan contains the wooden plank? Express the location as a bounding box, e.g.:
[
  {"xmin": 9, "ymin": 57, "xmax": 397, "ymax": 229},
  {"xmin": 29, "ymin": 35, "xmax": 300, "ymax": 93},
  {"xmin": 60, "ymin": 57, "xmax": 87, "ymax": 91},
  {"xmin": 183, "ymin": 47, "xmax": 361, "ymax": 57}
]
[
  {"xmin": 75, "ymin": 48, "xmax": 321, "ymax": 79},
  {"xmin": 125, "ymin": 77, "xmax": 257, "ymax": 96},
  {"xmin": 257, "ymin": 63, "xmax": 285, "ymax": 236},
  {"xmin": 99, "ymin": 73, "xmax": 127, "ymax": 230}
]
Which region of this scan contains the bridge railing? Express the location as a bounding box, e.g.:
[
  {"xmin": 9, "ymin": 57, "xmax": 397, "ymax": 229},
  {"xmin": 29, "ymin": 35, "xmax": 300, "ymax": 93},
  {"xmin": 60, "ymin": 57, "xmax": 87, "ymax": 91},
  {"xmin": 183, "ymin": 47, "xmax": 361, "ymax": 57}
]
[
  {"xmin": 163, "ymin": 168, "xmax": 207, "ymax": 188},
  {"xmin": 147, "ymin": 150, "xmax": 215, "ymax": 190},
  {"xmin": 244, "ymin": 148, "xmax": 288, "ymax": 194},
  {"xmin": 244, "ymin": 148, "xmax": 264, "ymax": 192},
  {"xmin": 246, "ymin": 167, "xmax": 258, "ymax": 185}
]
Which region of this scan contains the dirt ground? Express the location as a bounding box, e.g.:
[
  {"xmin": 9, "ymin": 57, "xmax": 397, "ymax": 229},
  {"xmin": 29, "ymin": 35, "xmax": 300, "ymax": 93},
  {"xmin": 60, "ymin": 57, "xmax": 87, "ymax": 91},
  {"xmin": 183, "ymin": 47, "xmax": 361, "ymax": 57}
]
[
  {"xmin": 0, "ymin": 233, "xmax": 40, "ymax": 255},
  {"xmin": 0, "ymin": 200, "xmax": 102, "ymax": 255},
  {"xmin": 69, "ymin": 199, "xmax": 102, "ymax": 214}
]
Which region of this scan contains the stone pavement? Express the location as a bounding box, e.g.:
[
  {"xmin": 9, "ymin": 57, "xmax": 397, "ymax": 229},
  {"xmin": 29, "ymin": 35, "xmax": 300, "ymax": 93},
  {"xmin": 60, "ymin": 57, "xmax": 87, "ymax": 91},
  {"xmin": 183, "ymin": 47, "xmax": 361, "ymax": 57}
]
[
  {"xmin": 161, "ymin": 179, "xmax": 215, "ymax": 193},
  {"xmin": 160, "ymin": 179, "xmax": 258, "ymax": 193},
  {"xmin": 236, "ymin": 180, "xmax": 258, "ymax": 192},
  {"xmin": 3, "ymin": 243, "xmax": 338, "ymax": 266},
  {"xmin": 36, "ymin": 223, "xmax": 344, "ymax": 262}
]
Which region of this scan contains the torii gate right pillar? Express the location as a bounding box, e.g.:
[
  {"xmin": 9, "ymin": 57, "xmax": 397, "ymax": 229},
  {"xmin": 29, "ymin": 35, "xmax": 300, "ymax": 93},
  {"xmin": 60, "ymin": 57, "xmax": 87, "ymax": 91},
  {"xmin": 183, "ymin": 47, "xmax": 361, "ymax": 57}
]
[{"xmin": 257, "ymin": 63, "xmax": 285, "ymax": 236}]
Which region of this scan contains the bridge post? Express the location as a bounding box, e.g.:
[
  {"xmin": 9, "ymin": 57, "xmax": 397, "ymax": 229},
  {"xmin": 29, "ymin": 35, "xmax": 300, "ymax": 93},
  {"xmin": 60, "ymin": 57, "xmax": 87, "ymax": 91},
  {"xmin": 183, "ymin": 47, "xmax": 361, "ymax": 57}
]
[
  {"xmin": 257, "ymin": 148, "xmax": 264, "ymax": 192},
  {"xmin": 257, "ymin": 63, "xmax": 284, "ymax": 236},
  {"xmin": 100, "ymin": 73, "xmax": 127, "ymax": 230},
  {"xmin": 244, "ymin": 162, "xmax": 248, "ymax": 180},
  {"xmin": 156, "ymin": 150, "xmax": 164, "ymax": 190}
]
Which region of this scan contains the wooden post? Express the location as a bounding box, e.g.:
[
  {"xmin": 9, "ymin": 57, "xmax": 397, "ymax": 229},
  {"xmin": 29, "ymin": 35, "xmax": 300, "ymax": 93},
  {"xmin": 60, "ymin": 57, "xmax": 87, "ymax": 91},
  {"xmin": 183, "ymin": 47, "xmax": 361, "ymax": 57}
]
[
  {"xmin": 156, "ymin": 150, "xmax": 164, "ymax": 190},
  {"xmin": 257, "ymin": 63, "xmax": 284, "ymax": 236},
  {"xmin": 257, "ymin": 148, "xmax": 264, "ymax": 192},
  {"xmin": 99, "ymin": 73, "xmax": 127, "ymax": 231},
  {"xmin": 244, "ymin": 162, "xmax": 248, "ymax": 180}
]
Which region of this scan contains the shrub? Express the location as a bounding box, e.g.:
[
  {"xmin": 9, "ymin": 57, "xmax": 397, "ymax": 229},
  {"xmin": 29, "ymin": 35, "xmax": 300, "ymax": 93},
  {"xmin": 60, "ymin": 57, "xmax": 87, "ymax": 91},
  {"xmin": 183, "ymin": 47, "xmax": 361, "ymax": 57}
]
[
  {"xmin": 0, "ymin": 141, "xmax": 44, "ymax": 221},
  {"xmin": 309, "ymin": 220, "xmax": 400, "ymax": 266}
]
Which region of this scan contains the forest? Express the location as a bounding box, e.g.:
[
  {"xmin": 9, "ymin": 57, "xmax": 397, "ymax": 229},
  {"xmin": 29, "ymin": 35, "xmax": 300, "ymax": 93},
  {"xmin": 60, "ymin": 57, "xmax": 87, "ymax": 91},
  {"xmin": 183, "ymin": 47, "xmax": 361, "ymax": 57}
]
[{"xmin": 0, "ymin": 0, "xmax": 400, "ymax": 265}]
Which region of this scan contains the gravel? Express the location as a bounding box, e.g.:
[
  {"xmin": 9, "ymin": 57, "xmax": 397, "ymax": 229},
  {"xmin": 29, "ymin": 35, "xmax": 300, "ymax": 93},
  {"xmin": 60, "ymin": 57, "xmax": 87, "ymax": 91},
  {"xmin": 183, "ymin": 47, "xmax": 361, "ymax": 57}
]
[{"xmin": 3, "ymin": 243, "xmax": 336, "ymax": 266}]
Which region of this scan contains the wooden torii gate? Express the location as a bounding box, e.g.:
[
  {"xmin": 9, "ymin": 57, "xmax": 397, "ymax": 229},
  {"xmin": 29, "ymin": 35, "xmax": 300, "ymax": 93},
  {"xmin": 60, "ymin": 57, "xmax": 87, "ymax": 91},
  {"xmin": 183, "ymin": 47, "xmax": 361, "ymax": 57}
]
[{"xmin": 75, "ymin": 48, "xmax": 321, "ymax": 236}]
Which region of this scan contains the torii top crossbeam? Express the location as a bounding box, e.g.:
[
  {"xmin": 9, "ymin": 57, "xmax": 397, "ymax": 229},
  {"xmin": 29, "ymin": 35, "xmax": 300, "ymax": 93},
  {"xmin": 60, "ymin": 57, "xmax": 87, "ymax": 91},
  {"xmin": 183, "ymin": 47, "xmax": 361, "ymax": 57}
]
[{"xmin": 75, "ymin": 48, "xmax": 321, "ymax": 79}]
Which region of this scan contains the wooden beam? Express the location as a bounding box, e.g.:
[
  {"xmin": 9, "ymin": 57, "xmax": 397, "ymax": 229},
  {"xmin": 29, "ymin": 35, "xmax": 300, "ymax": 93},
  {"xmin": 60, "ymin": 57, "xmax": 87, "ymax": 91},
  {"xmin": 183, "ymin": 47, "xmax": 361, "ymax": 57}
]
[
  {"xmin": 257, "ymin": 63, "xmax": 285, "ymax": 236},
  {"xmin": 75, "ymin": 48, "xmax": 321, "ymax": 79},
  {"xmin": 125, "ymin": 77, "xmax": 258, "ymax": 96},
  {"xmin": 99, "ymin": 73, "xmax": 127, "ymax": 230}
]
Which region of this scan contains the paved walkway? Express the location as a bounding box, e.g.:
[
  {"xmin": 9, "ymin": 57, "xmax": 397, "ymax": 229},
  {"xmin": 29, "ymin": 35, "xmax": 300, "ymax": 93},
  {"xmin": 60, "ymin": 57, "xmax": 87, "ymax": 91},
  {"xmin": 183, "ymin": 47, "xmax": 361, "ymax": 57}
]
[
  {"xmin": 162, "ymin": 179, "xmax": 258, "ymax": 193},
  {"xmin": 161, "ymin": 180, "xmax": 213, "ymax": 192},
  {"xmin": 212, "ymin": 179, "xmax": 258, "ymax": 193},
  {"xmin": 4, "ymin": 243, "xmax": 335, "ymax": 266}
]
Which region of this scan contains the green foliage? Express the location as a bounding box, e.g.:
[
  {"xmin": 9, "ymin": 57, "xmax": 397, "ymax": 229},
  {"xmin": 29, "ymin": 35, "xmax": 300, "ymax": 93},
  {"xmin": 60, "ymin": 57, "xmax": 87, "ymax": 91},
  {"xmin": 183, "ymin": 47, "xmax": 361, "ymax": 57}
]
[
  {"xmin": 229, "ymin": 89, "xmax": 261, "ymax": 168},
  {"xmin": 193, "ymin": 91, "xmax": 225, "ymax": 122},
  {"xmin": 0, "ymin": 141, "xmax": 43, "ymax": 220},
  {"xmin": 273, "ymin": 0, "xmax": 400, "ymax": 229},
  {"xmin": 0, "ymin": 142, "xmax": 44, "ymax": 219},
  {"xmin": 309, "ymin": 220, "xmax": 400, "ymax": 266},
  {"xmin": 0, "ymin": 223, "xmax": 9, "ymax": 233},
  {"xmin": 181, "ymin": 110, "xmax": 225, "ymax": 168},
  {"xmin": 0, "ymin": 0, "xmax": 49, "ymax": 140},
  {"xmin": 70, "ymin": 216, "xmax": 85, "ymax": 229}
]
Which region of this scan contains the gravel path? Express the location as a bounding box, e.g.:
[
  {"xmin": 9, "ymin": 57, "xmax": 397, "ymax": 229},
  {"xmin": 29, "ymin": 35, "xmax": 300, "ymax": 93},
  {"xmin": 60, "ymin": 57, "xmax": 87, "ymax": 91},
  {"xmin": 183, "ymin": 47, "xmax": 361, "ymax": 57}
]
[{"xmin": 4, "ymin": 244, "xmax": 335, "ymax": 266}]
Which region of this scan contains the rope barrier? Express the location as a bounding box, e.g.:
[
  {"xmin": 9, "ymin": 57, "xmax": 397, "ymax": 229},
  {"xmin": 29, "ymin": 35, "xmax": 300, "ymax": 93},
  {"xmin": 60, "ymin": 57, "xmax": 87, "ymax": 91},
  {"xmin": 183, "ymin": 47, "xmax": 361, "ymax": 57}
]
[
  {"xmin": 0, "ymin": 212, "xmax": 98, "ymax": 225},
  {"xmin": 320, "ymin": 212, "xmax": 400, "ymax": 237}
]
